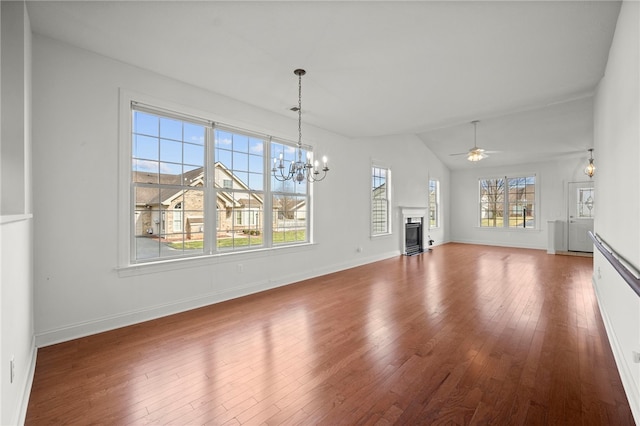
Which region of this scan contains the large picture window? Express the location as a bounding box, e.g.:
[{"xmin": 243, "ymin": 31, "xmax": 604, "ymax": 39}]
[
  {"xmin": 479, "ymin": 175, "xmax": 536, "ymax": 229},
  {"xmin": 371, "ymin": 166, "xmax": 391, "ymax": 235},
  {"xmin": 129, "ymin": 102, "xmax": 311, "ymax": 263}
]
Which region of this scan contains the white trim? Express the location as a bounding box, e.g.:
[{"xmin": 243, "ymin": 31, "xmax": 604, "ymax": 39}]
[
  {"xmin": 451, "ymin": 238, "xmax": 545, "ymax": 251},
  {"xmin": 37, "ymin": 249, "xmax": 399, "ymax": 347},
  {"xmin": 592, "ymin": 275, "xmax": 640, "ymax": 424},
  {"xmin": 14, "ymin": 339, "xmax": 37, "ymax": 426},
  {"xmin": 400, "ymin": 207, "xmax": 428, "ymax": 253},
  {"xmin": 119, "ymin": 89, "xmax": 316, "ymax": 267},
  {"xmin": 428, "ymin": 178, "xmax": 440, "ymax": 230},
  {"xmin": 371, "ymin": 163, "xmax": 392, "ymax": 237},
  {"xmin": 477, "ymin": 173, "xmax": 540, "ymax": 230}
]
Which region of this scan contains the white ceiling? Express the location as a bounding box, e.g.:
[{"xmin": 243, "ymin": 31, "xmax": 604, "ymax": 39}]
[{"xmin": 26, "ymin": 0, "xmax": 621, "ymax": 169}]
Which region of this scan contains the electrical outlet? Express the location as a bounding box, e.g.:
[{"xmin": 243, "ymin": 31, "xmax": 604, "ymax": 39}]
[
  {"xmin": 633, "ymin": 351, "xmax": 640, "ymax": 363},
  {"xmin": 10, "ymin": 356, "xmax": 15, "ymax": 383}
]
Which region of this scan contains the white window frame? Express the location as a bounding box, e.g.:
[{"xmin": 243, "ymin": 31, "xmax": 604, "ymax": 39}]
[
  {"xmin": 428, "ymin": 179, "xmax": 440, "ymax": 229},
  {"xmin": 478, "ymin": 174, "xmax": 538, "ymax": 230},
  {"xmin": 172, "ymin": 202, "xmax": 183, "ymax": 232},
  {"xmin": 118, "ymin": 90, "xmax": 315, "ymax": 269},
  {"xmin": 371, "ymin": 164, "xmax": 391, "ymax": 237}
]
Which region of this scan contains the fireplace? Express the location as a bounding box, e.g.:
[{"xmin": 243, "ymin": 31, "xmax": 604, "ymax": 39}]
[
  {"xmin": 400, "ymin": 207, "xmax": 427, "ymax": 255},
  {"xmin": 405, "ymin": 218, "xmax": 423, "ymax": 255}
]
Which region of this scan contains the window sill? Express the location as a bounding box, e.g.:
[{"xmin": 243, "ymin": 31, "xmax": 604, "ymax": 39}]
[
  {"xmin": 116, "ymin": 242, "xmax": 317, "ymax": 277},
  {"xmin": 474, "ymin": 226, "xmax": 541, "ymax": 232}
]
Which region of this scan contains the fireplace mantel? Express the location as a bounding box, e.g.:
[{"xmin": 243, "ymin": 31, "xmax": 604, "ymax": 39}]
[{"xmin": 400, "ymin": 207, "xmax": 427, "ymax": 219}]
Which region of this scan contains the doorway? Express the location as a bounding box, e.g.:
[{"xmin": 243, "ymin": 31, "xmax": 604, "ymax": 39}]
[{"xmin": 568, "ymin": 181, "xmax": 594, "ymax": 252}]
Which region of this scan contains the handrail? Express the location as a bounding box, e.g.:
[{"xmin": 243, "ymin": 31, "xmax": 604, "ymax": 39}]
[{"xmin": 589, "ymin": 231, "xmax": 640, "ymax": 297}]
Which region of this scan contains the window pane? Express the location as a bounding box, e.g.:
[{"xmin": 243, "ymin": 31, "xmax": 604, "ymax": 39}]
[
  {"xmin": 216, "ymin": 190, "xmax": 264, "ymax": 250},
  {"xmin": 158, "ymin": 162, "xmax": 183, "ymax": 185},
  {"xmin": 273, "ymin": 195, "xmax": 307, "ymax": 245},
  {"xmin": 131, "ymin": 107, "xmax": 208, "ymax": 262},
  {"xmin": 578, "ymin": 188, "xmax": 594, "ymax": 218},
  {"xmin": 133, "ymin": 159, "xmax": 159, "ymax": 184},
  {"xmin": 159, "ymin": 117, "xmax": 182, "ymax": 141},
  {"xmin": 184, "ymin": 123, "xmax": 205, "ymax": 145},
  {"xmin": 507, "ymin": 176, "xmax": 535, "ymax": 228},
  {"xmin": 216, "ymin": 148, "xmax": 232, "ymax": 169},
  {"xmin": 133, "ymin": 135, "xmax": 159, "ymax": 161},
  {"xmin": 133, "ymin": 111, "xmax": 159, "ymax": 137},
  {"xmin": 232, "ymin": 133, "xmax": 249, "ymax": 152},
  {"xmin": 372, "ymin": 166, "xmax": 390, "ymax": 235},
  {"xmin": 480, "ymin": 178, "xmax": 505, "ymax": 227},
  {"xmin": 429, "ymin": 180, "xmax": 439, "ymax": 228},
  {"xmin": 184, "ymin": 143, "xmax": 204, "ymax": 167},
  {"xmin": 160, "ymin": 139, "xmax": 182, "ymax": 163}
]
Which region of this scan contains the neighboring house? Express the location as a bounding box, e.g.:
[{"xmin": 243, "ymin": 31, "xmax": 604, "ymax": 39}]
[{"xmin": 134, "ymin": 162, "xmax": 305, "ymax": 240}]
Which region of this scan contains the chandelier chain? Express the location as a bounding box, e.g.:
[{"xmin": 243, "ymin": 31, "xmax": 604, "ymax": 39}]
[
  {"xmin": 271, "ymin": 68, "xmax": 329, "ymax": 184},
  {"xmin": 298, "ymin": 71, "xmax": 302, "ymax": 149}
]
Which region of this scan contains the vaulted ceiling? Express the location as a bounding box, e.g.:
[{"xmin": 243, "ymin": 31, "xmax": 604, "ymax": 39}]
[{"xmin": 26, "ymin": 1, "xmax": 621, "ymax": 169}]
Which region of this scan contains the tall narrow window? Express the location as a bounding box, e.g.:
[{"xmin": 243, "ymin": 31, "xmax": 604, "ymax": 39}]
[
  {"xmin": 429, "ymin": 179, "xmax": 440, "ymax": 228},
  {"xmin": 479, "ymin": 175, "xmax": 536, "ymax": 229},
  {"xmin": 479, "ymin": 178, "xmax": 505, "ymax": 228},
  {"xmin": 215, "ymin": 128, "xmax": 265, "ymax": 251},
  {"xmin": 132, "ymin": 106, "xmax": 206, "ymax": 260},
  {"xmin": 372, "ymin": 166, "xmax": 391, "ymax": 235},
  {"xmin": 271, "ymin": 140, "xmax": 309, "ymax": 245},
  {"xmin": 507, "ymin": 176, "xmax": 535, "ymax": 228}
]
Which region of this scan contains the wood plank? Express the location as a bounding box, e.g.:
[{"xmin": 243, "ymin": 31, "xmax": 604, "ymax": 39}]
[{"xmin": 25, "ymin": 243, "xmax": 634, "ymax": 425}]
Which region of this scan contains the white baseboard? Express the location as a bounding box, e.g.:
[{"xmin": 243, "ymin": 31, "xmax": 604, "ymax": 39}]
[
  {"xmin": 592, "ymin": 275, "xmax": 640, "ymax": 424},
  {"xmin": 35, "ymin": 251, "xmax": 401, "ymax": 348},
  {"xmin": 452, "ymin": 238, "xmax": 545, "ymax": 251}
]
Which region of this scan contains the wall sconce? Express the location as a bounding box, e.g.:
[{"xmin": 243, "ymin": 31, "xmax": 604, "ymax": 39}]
[{"xmin": 584, "ymin": 148, "xmax": 595, "ymax": 178}]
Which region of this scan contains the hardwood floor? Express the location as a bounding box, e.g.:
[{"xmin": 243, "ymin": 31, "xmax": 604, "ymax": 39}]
[{"xmin": 26, "ymin": 243, "xmax": 634, "ymax": 425}]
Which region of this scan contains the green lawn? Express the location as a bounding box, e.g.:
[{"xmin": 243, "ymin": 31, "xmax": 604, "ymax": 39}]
[
  {"xmin": 481, "ymin": 216, "xmax": 533, "ymax": 228},
  {"xmin": 167, "ymin": 230, "xmax": 306, "ymax": 250}
]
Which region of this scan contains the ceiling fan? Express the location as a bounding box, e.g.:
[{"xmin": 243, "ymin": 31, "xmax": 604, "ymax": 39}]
[{"xmin": 450, "ymin": 120, "xmax": 496, "ymax": 162}]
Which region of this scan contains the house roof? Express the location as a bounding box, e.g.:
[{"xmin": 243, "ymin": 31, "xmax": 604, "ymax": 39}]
[
  {"xmin": 135, "ymin": 163, "xmax": 273, "ymax": 209},
  {"xmin": 134, "ymin": 167, "xmax": 204, "ymax": 207}
]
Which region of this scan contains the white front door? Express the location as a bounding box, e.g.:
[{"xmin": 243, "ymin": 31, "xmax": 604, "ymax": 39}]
[{"xmin": 568, "ymin": 181, "xmax": 594, "ymax": 252}]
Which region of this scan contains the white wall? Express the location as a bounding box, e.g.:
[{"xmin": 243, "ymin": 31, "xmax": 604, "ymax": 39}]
[
  {"xmin": 592, "ymin": 0, "xmax": 640, "ymax": 421},
  {"xmin": 31, "ymin": 34, "xmax": 449, "ymax": 347},
  {"xmin": 352, "ymin": 133, "xmax": 450, "ymax": 249},
  {"xmin": 0, "ymin": 2, "xmax": 36, "ymax": 425},
  {"xmin": 450, "ymin": 156, "xmax": 591, "ymax": 250}
]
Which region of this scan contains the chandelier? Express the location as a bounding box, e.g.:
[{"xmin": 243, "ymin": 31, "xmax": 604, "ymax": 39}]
[
  {"xmin": 272, "ymin": 69, "xmax": 329, "ymax": 184},
  {"xmin": 584, "ymin": 148, "xmax": 595, "ymax": 178}
]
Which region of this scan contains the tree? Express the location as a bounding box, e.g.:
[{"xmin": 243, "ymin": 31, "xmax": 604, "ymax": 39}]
[{"xmin": 480, "ymin": 178, "xmax": 504, "ymax": 227}]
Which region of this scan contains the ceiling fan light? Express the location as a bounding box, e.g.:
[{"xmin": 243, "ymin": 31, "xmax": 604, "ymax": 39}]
[
  {"xmin": 466, "ymin": 120, "xmax": 487, "ymax": 162},
  {"xmin": 467, "ymin": 148, "xmax": 486, "ymax": 162}
]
